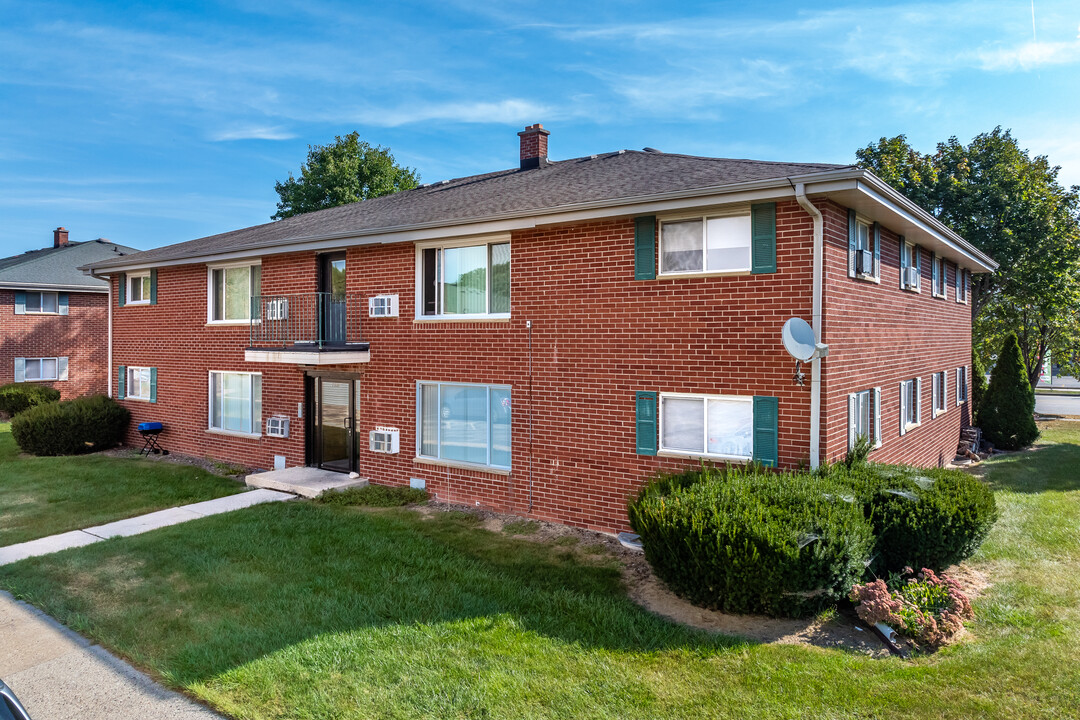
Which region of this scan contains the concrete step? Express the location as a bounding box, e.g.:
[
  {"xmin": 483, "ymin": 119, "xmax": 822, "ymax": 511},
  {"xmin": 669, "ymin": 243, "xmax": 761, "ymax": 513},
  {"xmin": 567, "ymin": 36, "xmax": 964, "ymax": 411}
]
[{"xmin": 245, "ymin": 466, "xmax": 369, "ymax": 498}]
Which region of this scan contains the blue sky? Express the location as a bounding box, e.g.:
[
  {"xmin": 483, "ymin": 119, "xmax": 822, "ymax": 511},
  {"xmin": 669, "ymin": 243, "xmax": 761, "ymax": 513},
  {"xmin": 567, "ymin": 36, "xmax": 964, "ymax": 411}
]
[{"xmin": 2, "ymin": 0, "xmax": 1078, "ymax": 255}]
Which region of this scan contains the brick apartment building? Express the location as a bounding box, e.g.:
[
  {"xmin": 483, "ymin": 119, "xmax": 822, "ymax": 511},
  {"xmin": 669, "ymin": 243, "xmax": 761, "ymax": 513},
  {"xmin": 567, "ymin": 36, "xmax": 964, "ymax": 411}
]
[
  {"xmin": 84, "ymin": 126, "xmax": 996, "ymax": 531},
  {"xmin": 0, "ymin": 229, "xmax": 137, "ymax": 400}
]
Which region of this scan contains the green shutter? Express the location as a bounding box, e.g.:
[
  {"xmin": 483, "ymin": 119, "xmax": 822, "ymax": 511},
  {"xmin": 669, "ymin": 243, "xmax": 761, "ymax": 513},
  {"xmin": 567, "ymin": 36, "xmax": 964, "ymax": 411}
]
[
  {"xmin": 752, "ymin": 396, "xmax": 779, "ymax": 468},
  {"xmin": 634, "ymin": 216, "xmax": 656, "ymax": 280},
  {"xmin": 750, "ymin": 202, "xmax": 776, "ymax": 274},
  {"xmin": 117, "ymin": 366, "xmax": 126, "ymax": 399},
  {"xmin": 14, "ymin": 292, "xmax": 26, "ymax": 315},
  {"xmin": 150, "ymin": 269, "xmax": 158, "ymax": 305},
  {"xmin": 118, "ymin": 273, "xmax": 126, "ymax": 307},
  {"xmin": 150, "ymin": 367, "xmax": 158, "ymax": 403},
  {"xmin": 58, "ymin": 292, "xmax": 69, "ymax": 315},
  {"xmin": 635, "ymin": 391, "xmax": 658, "ymax": 455}
]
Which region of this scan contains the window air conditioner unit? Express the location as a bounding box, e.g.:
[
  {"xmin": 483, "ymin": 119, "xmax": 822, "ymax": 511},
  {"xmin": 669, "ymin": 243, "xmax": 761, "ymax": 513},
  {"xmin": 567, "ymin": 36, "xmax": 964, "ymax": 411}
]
[
  {"xmin": 368, "ymin": 294, "xmax": 399, "ymax": 318},
  {"xmin": 266, "ymin": 298, "xmax": 289, "ymax": 320},
  {"xmin": 369, "ymin": 427, "xmax": 400, "ymax": 454},
  {"xmin": 266, "ymin": 416, "xmax": 290, "ymax": 438},
  {"xmin": 905, "ymin": 267, "xmax": 920, "ymax": 287},
  {"xmin": 857, "ymin": 250, "xmax": 874, "ymax": 275}
]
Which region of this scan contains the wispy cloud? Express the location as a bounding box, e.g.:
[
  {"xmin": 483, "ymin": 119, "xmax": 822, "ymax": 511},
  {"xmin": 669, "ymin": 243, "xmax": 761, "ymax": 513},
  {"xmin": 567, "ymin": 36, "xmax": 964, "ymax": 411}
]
[
  {"xmin": 978, "ymin": 40, "xmax": 1080, "ymax": 70},
  {"xmin": 210, "ymin": 125, "xmax": 297, "ymax": 141}
]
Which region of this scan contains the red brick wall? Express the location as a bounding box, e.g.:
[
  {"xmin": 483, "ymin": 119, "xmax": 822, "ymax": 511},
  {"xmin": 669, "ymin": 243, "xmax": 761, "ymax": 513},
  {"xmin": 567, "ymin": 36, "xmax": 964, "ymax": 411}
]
[
  {"xmin": 819, "ymin": 201, "xmax": 972, "ymax": 467},
  {"xmin": 0, "ymin": 289, "xmax": 109, "ymax": 399},
  {"xmin": 112, "ymin": 201, "xmax": 818, "ymax": 532}
]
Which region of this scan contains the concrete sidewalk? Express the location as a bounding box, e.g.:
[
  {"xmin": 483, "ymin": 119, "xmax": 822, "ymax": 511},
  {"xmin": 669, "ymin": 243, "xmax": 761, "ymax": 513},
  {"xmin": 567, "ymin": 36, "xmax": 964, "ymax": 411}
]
[
  {"xmin": 0, "ymin": 591, "xmax": 224, "ymax": 719},
  {"xmin": 0, "ymin": 488, "xmax": 294, "ymax": 566}
]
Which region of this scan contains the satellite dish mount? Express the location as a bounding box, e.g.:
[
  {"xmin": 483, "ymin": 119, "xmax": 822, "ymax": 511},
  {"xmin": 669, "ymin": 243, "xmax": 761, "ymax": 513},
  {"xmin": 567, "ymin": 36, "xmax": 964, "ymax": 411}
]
[{"xmin": 781, "ymin": 318, "xmax": 829, "ymax": 386}]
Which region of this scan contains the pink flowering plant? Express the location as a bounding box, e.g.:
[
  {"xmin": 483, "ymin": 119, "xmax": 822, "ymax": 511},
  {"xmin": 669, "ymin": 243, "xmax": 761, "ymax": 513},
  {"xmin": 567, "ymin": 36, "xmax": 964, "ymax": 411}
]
[{"xmin": 848, "ymin": 567, "xmax": 974, "ymax": 646}]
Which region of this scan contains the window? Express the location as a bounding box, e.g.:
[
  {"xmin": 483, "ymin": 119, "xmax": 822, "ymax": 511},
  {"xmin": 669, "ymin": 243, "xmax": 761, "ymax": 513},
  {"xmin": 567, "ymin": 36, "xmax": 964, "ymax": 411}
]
[
  {"xmin": 659, "ymin": 393, "xmax": 753, "ymax": 459},
  {"xmin": 417, "ymin": 382, "xmax": 511, "ymax": 468},
  {"xmin": 900, "ymin": 241, "xmax": 921, "ymax": 291},
  {"xmin": 931, "ymin": 371, "xmax": 948, "ymax": 417},
  {"xmin": 126, "ymin": 367, "xmax": 153, "ymax": 401},
  {"xmin": 128, "ymin": 272, "xmax": 152, "ymax": 305},
  {"xmin": 16, "ymin": 357, "xmax": 65, "ymax": 382},
  {"xmin": 853, "ymin": 218, "xmax": 878, "ymax": 278},
  {"xmin": 419, "ymin": 240, "xmax": 510, "ymax": 318},
  {"xmin": 848, "ymin": 388, "xmax": 881, "ymax": 450},
  {"xmin": 660, "ymin": 212, "xmax": 752, "ymax": 274},
  {"xmin": 956, "ymin": 366, "xmax": 968, "ymax": 404},
  {"xmin": 931, "ymin": 254, "xmax": 947, "ymax": 298},
  {"xmin": 956, "ymin": 267, "xmax": 969, "ymax": 303},
  {"xmin": 209, "ymin": 263, "xmax": 261, "ymax": 322},
  {"xmin": 24, "ymin": 291, "xmax": 59, "ymax": 314},
  {"xmin": 900, "ymin": 377, "xmax": 921, "ymax": 434},
  {"xmin": 209, "ymin": 371, "xmax": 262, "ymax": 435}
]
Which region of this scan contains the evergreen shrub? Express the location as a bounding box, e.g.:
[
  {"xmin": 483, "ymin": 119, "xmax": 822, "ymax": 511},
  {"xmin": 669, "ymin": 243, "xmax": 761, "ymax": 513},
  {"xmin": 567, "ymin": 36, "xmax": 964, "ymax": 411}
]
[
  {"xmin": 11, "ymin": 394, "xmax": 130, "ymax": 456},
  {"xmin": 0, "ymin": 383, "xmax": 60, "ymax": 416},
  {"xmin": 979, "ymin": 333, "xmax": 1038, "ymax": 450}
]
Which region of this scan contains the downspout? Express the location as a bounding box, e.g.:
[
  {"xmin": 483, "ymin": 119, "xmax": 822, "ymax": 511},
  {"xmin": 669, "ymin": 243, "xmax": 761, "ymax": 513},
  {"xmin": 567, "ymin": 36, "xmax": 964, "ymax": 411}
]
[
  {"xmin": 793, "ymin": 183, "xmax": 824, "ymax": 469},
  {"xmin": 90, "ymin": 271, "xmax": 113, "ymax": 398}
]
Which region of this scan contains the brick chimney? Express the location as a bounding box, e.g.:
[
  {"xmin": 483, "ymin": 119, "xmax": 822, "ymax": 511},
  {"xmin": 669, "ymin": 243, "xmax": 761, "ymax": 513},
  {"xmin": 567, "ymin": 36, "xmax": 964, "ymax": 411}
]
[
  {"xmin": 518, "ymin": 123, "xmax": 550, "ymax": 170},
  {"xmin": 53, "ymin": 227, "xmax": 69, "ymax": 248}
]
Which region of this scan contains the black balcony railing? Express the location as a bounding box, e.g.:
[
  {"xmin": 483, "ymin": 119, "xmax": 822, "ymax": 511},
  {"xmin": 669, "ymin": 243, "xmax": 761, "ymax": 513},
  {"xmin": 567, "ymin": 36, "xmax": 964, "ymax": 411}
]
[{"xmin": 249, "ymin": 293, "xmax": 363, "ymax": 350}]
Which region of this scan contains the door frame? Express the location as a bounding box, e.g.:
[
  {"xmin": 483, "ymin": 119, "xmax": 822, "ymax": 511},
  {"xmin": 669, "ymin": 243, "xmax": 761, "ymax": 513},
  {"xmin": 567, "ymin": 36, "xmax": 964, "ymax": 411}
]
[
  {"xmin": 305, "ymin": 371, "xmax": 362, "ymax": 473},
  {"xmin": 318, "ymin": 251, "xmax": 347, "ymax": 346}
]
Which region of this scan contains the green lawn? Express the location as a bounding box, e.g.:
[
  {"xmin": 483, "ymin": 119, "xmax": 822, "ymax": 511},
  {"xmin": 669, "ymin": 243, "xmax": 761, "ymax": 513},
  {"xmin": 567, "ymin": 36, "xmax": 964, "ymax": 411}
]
[
  {"xmin": 0, "ymin": 422, "xmax": 244, "ymax": 546},
  {"xmin": 2, "ymin": 423, "xmax": 1079, "ymax": 718}
]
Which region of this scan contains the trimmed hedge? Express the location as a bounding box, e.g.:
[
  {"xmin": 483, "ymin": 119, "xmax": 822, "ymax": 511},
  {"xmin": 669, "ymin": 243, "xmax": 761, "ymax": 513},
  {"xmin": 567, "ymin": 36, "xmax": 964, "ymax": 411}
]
[
  {"xmin": 0, "ymin": 383, "xmax": 60, "ymax": 416},
  {"xmin": 831, "ymin": 464, "xmax": 997, "ymax": 575},
  {"xmin": 10, "ymin": 395, "xmax": 130, "ymax": 456},
  {"xmin": 628, "ymin": 465, "xmax": 874, "ymax": 618}
]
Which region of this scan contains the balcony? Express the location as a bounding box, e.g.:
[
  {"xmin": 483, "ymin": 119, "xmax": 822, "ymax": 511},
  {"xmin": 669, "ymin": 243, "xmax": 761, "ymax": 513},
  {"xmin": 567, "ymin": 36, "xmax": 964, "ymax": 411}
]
[{"xmin": 245, "ymin": 293, "xmax": 370, "ymax": 365}]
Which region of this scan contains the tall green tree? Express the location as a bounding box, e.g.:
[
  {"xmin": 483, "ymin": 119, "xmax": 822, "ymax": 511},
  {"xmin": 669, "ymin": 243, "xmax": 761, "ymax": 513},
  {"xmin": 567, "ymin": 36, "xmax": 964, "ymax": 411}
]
[
  {"xmin": 857, "ymin": 128, "xmax": 1080, "ymax": 386},
  {"xmin": 273, "ymin": 132, "xmax": 420, "ymax": 220},
  {"xmin": 979, "ymin": 334, "xmax": 1039, "ymax": 450}
]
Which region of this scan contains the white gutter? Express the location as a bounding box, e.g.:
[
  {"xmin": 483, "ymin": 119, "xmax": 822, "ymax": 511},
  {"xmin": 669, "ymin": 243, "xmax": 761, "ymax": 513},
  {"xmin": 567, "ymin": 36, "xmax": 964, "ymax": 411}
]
[{"xmin": 793, "ymin": 183, "xmax": 824, "ymax": 469}]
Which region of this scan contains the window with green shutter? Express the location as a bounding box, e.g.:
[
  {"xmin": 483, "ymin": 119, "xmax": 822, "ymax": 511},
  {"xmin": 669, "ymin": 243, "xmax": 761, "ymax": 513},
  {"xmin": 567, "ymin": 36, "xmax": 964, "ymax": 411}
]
[{"xmin": 752, "ymin": 395, "xmax": 779, "ymax": 467}]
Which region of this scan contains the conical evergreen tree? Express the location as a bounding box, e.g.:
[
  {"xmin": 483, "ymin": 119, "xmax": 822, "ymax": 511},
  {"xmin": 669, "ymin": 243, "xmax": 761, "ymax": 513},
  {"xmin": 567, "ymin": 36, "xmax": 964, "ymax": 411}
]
[
  {"xmin": 971, "ymin": 352, "xmax": 988, "ymax": 426},
  {"xmin": 980, "ymin": 333, "xmax": 1039, "ymax": 450}
]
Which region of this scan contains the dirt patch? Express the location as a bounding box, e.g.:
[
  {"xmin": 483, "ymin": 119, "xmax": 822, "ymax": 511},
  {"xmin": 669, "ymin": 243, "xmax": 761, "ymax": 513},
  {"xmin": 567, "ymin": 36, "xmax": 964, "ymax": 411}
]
[
  {"xmin": 408, "ymin": 501, "xmax": 904, "ymax": 657},
  {"xmin": 97, "ymin": 447, "xmax": 255, "ymax": 481}
]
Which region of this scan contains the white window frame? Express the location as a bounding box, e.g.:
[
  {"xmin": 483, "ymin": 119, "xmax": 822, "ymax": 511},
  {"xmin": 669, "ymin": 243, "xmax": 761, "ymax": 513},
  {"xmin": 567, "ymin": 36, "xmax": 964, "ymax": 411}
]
[
  {"xmin": 899, "ymin": 377, "xmax": 922, "ymax": 434},
  {"xmin": 658, "ymin": 207, "xmax": 753, "ymax": 277},
  {"xmin": 126, "ymin": 272, "xmax": 151, "ymax": 306},
  {"xmin": 853, "ymin": 216, "xmax": 880, "ymax": 281},
  {"xmin": 207, "ymin": 370, "xmax": 262, "ymax": 437},
  {"xmin": 900, "ymin": 241, "xmax": 921, "ymax": 292},
  {"xmin": 23, "ymin": 291, "xmax": 61, "ymax": 314},
  {"xmin": 415, "ymin": 380, "xmax": 512, "ymax": 470},
  {"xmin": 955, "ymin": 267, "xmax": 969, "ymax": 304},
  {"xmin": 414, "ymin": 235, "xmax": 511, "ymax": 321},
  {"xmin": 19, "ymin": 357, "xmax": 62, "ymax": 382},
  {"xmin": 932, "ymin": 370, "xmax": 948, "ymax": 417},
  {"xmin": 848, "ymin": 388, "xmax": 882, "ymax": 451},
  {"xmin": 931, "ymin": 255, "xmax": 948, "ymax": 299},
  {"xmin": 207, "ymin": 260, "xmax": 261, "ymax": 325},
  {"xmin": 657, "ymin": 392, "xmax": 754, "ymax": 461},
  {"xmin": 126, "ymin": 366, "xmax": 153, "ymax": 401},
  {"xmin": 956, "ymin": 365, "xmax": 969, "ymax": 405}
]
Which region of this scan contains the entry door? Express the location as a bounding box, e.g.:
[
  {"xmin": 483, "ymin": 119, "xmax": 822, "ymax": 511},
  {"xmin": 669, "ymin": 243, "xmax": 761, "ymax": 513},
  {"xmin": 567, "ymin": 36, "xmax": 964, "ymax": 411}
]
[
  {"xmin": 314, "ymin": 377, "xmax": 358, "ymax": 473},
  {"xmin": 319, "ymin": 252, "xmax": 347, "ymax": 345}
]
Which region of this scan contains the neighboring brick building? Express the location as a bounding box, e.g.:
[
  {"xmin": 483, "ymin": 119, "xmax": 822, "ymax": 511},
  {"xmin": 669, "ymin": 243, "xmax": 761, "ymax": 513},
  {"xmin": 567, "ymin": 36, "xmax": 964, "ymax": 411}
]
[
  {"xmin": 85, "ymin": 126, "xmax": 996, "ymax": 532},
  {"xmin": 0, "ymin": 229, "xmax": 137, "ymax": 401}
]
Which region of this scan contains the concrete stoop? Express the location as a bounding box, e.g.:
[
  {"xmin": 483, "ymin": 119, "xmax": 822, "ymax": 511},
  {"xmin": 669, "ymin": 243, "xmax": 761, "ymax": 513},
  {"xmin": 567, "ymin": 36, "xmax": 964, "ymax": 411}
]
[{"xmin": 245, "ymin": 466, "xmax": 369, "ymax": 498}]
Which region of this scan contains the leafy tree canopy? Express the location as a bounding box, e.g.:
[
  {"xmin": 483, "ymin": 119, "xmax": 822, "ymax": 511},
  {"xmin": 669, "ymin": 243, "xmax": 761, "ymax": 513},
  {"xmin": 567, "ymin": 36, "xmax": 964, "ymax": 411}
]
[
  {"xmin": 273, "ymin": 132, "xmax": 420, "ymax": 220},
  {"xmin": 857, "ymin": 128, "xmax": 1080, "ymax": 385}
]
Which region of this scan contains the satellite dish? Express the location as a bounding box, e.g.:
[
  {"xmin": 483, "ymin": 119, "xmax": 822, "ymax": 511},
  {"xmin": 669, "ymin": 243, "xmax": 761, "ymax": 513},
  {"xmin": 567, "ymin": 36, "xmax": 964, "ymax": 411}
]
[{"xmin": 782, "ymin": 318, "xmax": 817, "ymax": 362}]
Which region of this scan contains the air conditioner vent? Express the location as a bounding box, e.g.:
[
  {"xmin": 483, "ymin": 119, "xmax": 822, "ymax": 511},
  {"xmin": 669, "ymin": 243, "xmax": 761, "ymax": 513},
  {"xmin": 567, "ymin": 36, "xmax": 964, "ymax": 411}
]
[
  {"xmin": 857, "ymin": 250, "xmax": 874, "ymax": 275},
  {"xmin": 369, "ymin": 427, "xmax": 400, "ymax": 454},
  {"xmin": 905, "ymin": 266, "xmax": 920, "ymax": 288},
  {"xmin": 266, "ymin": 416, "xmax": 290, "ymax": 438},
  {"xmin": 368, "ymin": 294, "xmax": 399, "ymax": 318},
  {"xmin": 265, "ymin": 298, "xmax": 289, "ymax": 320}
]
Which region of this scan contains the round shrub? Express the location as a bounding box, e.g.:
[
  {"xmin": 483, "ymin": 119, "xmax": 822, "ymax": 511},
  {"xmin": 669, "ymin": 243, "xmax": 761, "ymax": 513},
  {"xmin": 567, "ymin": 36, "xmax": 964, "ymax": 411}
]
[
  {"xmin": 628, "ymin": 466, "xmax": 874, "ymax": 618},
  {"xmin": 831, "ymin": 464, "xmax": 997, "ymax": 574},
  {"xmin": 10, "ymin": 394, "xmax": 130, "ymax": 456},
  {"xmin": 0, "ymin": 382, "xmax": 60, "ymax": 416}
]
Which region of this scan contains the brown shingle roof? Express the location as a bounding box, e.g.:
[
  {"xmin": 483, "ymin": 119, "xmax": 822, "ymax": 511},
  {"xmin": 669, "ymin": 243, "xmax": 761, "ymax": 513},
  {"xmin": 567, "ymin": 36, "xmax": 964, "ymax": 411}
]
[{"xmin": 88, "ymin": 150, "xmax": 853, "ymax": 270}]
